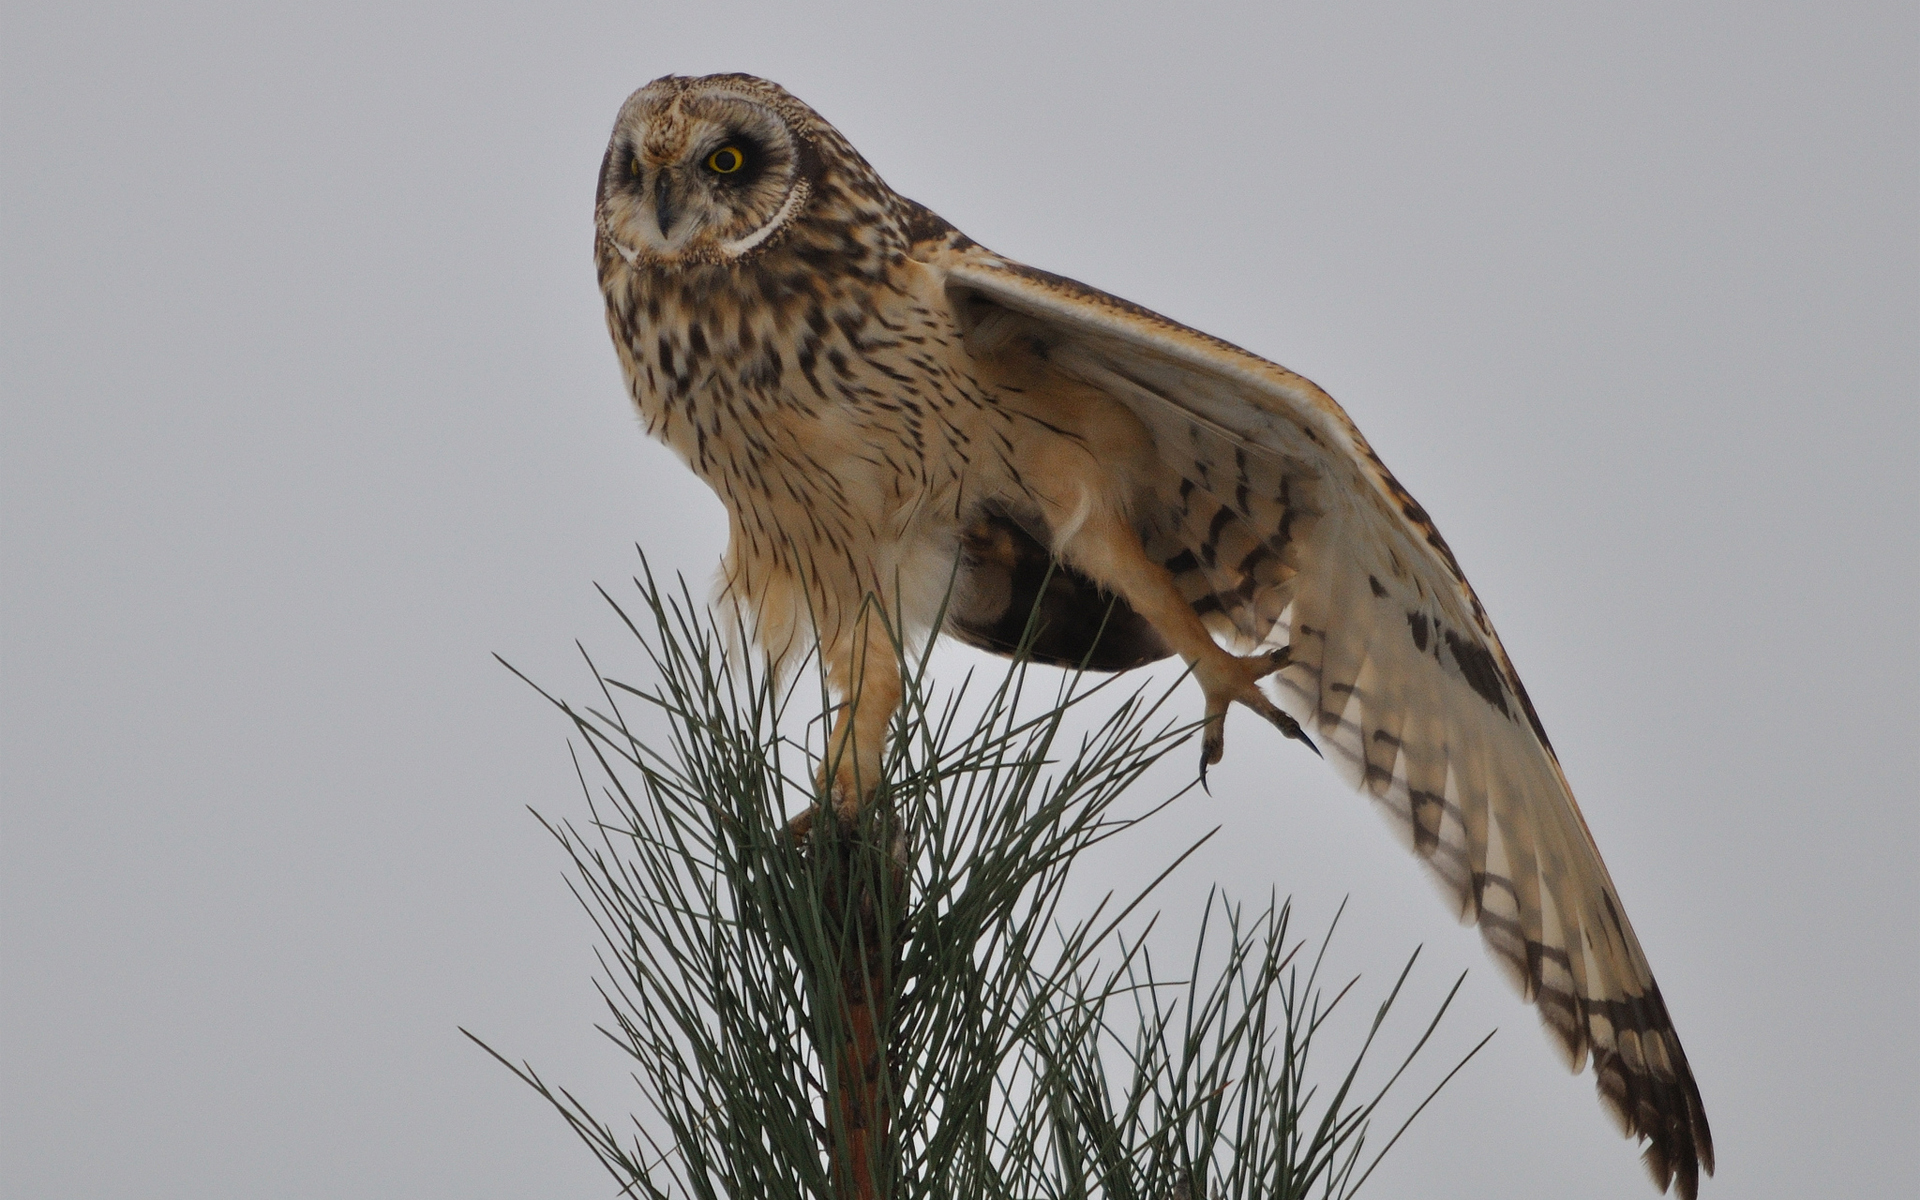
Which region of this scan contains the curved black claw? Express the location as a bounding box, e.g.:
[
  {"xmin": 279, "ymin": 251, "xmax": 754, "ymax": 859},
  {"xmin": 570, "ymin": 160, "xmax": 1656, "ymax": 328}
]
[
  {"xmin": 1243, "ymin": 686, "xmax": 1321, "ymax": 757},
  {"xmin": 1195, "ymin": 652, "xmax": 1316, "ymax": 785},
  {"xmin": 1198, "ymin": 713, "xmax": 1226, "ymax": 791}
]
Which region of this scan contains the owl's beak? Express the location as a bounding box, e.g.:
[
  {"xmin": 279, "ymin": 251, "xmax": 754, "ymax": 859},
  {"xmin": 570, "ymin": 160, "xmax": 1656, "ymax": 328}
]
[{"xmin": 654, "ymin": 172, "xmax": 676, "ymax": 238}]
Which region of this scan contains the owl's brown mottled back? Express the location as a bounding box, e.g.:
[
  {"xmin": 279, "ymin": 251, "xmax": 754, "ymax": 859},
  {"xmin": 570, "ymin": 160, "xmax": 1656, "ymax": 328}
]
[{"xmin": 592, "ymin": 73, "xmax": 1711, "ymax": 1198}]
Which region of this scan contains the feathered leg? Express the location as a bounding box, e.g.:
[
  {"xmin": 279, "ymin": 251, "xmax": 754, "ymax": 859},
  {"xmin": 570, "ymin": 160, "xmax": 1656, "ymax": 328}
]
[
  {"xmin": 1054, "ymin": 504, "xmax": 1315, "ymax": 775},
  {"xmin": 820, "ymin": 603, "xmax": 903, "ymax": 818}
]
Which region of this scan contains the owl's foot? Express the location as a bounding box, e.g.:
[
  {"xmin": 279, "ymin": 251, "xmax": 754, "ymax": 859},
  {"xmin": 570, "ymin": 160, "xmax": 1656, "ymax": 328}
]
[
  {"xmin": 826, "ymin": 759, "xmax": 870, "ymax": 822},
  {"xmin": 1196, "ymin": 646, "xmax": 1318, "ymax": 787},
  {"xmin": 783, "ymin": 768, "xmax": 894, "ymax": 852},
  {"xmin": 786, "ymin": 760, "xmax": 873, "ymax": 844}
]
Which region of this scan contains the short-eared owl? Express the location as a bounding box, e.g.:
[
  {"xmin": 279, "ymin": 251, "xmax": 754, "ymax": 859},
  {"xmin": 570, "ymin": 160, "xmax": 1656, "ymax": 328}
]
[{"xmin": 594, "ymin": 73, "xmax": 1710, "ymax": 1196}]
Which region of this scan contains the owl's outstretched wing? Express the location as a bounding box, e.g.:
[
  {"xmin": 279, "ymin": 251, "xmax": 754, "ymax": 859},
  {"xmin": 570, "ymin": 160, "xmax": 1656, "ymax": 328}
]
[{"xmin": 932, "ymin": 242, "xmax": 1711, "ymax": 1198}]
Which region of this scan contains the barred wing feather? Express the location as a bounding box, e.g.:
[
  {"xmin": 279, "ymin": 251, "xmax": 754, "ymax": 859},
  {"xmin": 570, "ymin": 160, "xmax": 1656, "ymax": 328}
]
[{"xmin": 943, "ymin": 254, "xmax": 1711, "ymax": 1198}]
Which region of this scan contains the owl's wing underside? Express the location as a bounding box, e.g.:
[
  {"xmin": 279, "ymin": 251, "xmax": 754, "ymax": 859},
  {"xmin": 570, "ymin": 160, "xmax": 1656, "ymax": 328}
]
[{"xmin": 937, "ymin": 250, "xmax": 1711, "ymax": 1197}]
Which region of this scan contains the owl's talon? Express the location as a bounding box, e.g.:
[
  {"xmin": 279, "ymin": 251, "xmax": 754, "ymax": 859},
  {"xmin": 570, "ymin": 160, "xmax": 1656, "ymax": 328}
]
[
  {"xmin": 1201, "ymin": 722, "xmax": 1225, "ymax": 766},
  {"xmin": 820, "ymin": 765, "xmax": 865, "ymax": 823},
  {"xmin": 789, "ymin": 771, "xmax": 865, "ymax": 844},
  {"xmin": 1199, "ymin": 718, "xmax": 1225, "ymax": 791},
  {"xmin": 1192, "ymin": 646, "xmax": 1310, "ymax": 777},
  {"xmin": 1241, "ymin": 683, "xmax": 1320, "ymax": 757}
]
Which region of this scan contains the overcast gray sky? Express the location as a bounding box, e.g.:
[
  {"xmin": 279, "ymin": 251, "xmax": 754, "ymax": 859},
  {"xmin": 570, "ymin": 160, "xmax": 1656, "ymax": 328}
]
[{"xmin": 4, "ymin": 2, "xmax": 1915, "ymax": 1197}]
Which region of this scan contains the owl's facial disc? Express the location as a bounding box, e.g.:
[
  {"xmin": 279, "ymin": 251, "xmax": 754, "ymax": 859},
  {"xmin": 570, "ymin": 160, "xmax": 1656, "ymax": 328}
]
[{"xmin": 599, "ymin": 85, "xmax": 806, "ymax": 265}]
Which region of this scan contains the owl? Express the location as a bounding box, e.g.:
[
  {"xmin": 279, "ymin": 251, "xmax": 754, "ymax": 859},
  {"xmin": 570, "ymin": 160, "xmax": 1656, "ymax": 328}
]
[{"xmin": 593, "ymin": 73, "xmax": 1711, "ymax": 1197}]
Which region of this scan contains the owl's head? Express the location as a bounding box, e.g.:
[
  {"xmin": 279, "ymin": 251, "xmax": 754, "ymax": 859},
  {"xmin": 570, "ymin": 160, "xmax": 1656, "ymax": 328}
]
[{"xmin": 597, "ymin": 74, "xmax": 875, "ymax": 270}]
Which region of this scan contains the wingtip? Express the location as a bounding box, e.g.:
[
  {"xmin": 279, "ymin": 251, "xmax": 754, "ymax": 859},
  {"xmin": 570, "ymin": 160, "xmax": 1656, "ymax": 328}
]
[{"xmin": 1594, "ymin": 1037, "xmax": 1712, "ymax": 1199}]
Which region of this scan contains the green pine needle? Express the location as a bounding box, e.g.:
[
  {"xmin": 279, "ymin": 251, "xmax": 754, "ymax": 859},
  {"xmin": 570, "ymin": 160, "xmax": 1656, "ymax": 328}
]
[{"xmin": 467, "ymin": 557, "xmax": 1485, "ymax": 1199}]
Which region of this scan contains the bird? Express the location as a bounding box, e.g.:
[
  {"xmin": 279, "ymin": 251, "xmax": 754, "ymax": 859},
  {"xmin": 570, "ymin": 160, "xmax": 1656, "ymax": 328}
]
[{"xmin": 593, "ymin": 72, "xmax": 1712, "ymax": 1197}]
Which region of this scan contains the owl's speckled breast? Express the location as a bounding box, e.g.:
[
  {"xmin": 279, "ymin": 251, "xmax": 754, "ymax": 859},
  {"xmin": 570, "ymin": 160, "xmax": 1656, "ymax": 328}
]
[{"xmin": 609, "ymin": 250, "xmax": 1000, "ymax": 532}]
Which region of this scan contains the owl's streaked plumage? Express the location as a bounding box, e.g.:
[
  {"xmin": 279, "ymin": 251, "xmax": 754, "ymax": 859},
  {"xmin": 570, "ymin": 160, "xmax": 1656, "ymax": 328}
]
[{"xmin": 594, "ymin": 73, "xmax": 1712, "ymax": 1196}]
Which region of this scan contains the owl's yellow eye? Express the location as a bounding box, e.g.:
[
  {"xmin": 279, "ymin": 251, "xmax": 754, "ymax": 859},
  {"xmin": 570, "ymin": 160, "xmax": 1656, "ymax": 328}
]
[
  {"xmin": 706, "ymin": 145, "xmax": 746, "ymax": 174},
  {"xmin": 630, "ymin": 155, "xmax": 642, "ymax": 177}
]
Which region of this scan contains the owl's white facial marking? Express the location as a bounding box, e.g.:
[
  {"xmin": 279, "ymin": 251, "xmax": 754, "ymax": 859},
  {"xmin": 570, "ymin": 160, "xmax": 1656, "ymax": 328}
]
[{"xmin": 597, "ymin": 82, "xmax": 807, "ymax": 267}]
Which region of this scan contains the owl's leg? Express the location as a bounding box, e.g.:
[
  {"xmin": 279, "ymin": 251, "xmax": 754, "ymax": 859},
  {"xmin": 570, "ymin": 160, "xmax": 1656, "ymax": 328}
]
[
  {"xmin": 820, "ymin": 608, "xmax": 904, "ymax": 820},
  {"xmin": 1055, "ymin": 508, "xmax": 1315, "ymax": 776},
  {"xmin": 785, "ymin": 597, "xmax": 903, "ymax": 842}
]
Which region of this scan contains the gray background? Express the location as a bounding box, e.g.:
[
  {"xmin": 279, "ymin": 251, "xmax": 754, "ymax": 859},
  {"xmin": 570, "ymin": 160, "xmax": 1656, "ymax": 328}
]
[{"xmin": 5, "ymin": 2, "xmax": 1914, "ymax": 1197}]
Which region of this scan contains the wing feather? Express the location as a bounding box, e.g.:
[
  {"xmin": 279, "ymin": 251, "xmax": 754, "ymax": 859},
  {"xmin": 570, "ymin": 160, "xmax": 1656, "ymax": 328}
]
[{"xmin": 934, "ymin": 247, "xmax": 1712, "ymax": 1195}]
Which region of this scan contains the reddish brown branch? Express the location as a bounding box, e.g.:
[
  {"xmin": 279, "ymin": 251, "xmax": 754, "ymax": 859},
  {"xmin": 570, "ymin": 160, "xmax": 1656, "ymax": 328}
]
[{"xmin": 816, "ymin": 811, "xmax": 905, "ymax": 1200}]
